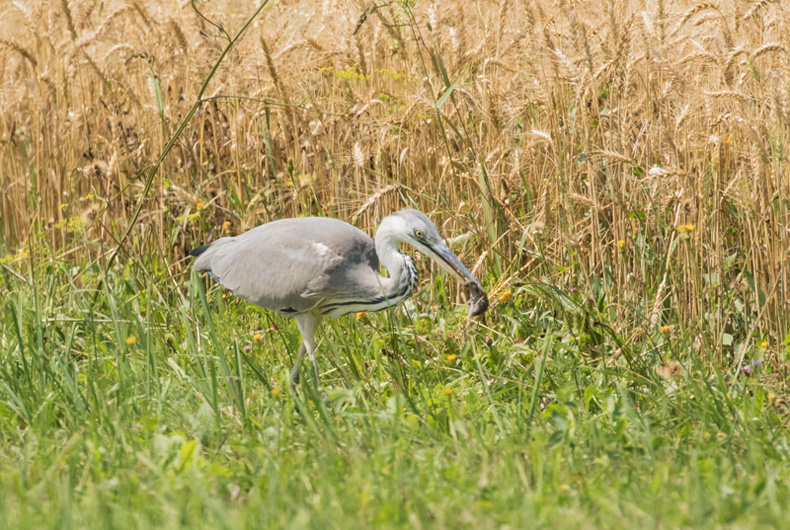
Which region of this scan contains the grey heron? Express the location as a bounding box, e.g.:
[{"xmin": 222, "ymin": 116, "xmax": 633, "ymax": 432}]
[{"xmin": 190, "ymin": 208, "xmax": 488, "ymax": 389}]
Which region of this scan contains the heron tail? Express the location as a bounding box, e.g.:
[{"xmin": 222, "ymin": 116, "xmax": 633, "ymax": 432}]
[{"xmin": 189, "ymin": 245, "xmax": 210, "ymax": 257}]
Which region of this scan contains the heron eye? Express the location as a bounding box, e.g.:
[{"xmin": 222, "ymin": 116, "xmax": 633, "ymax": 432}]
[{"xmin": 414, "ymin": 230, "xmax": 425, "ymax": 239}]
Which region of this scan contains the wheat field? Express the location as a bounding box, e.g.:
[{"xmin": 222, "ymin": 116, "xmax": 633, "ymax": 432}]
[
  {"xmin": 1, "ymin": 0, "xmax": 790, "ymax": 528},
  {"xmin": 4, "ymin": 0, "xmax": 790, "ymax": 356}
]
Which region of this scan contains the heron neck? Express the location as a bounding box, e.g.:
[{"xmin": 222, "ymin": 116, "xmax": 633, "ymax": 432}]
[{"xmin": 376, "ymin": 236, "xmax": 418, "ymax": 301}]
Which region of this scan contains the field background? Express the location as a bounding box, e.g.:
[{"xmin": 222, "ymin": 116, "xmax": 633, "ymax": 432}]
[{"xmin": 1, "ymin": 0, "xmax": 790, "ymax": 528}]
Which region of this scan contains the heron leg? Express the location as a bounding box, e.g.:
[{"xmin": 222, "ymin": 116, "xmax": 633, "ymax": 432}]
[
  {"xmin": 290, "ymin": 343, "xmax": 306, "ymax": 386},
  {"xmin": 295, "ymin": 314, "xmax": 325, "ymax": 396}
]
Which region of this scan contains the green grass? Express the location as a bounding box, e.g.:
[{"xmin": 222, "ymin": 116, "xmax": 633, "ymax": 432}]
[
  {"xmin": 3, "ymin": 1, "xmax": 790, "ymax": 527},
  {"xmin": 0, "ymin": 258, "xmax": 788, "ymax": 529}
]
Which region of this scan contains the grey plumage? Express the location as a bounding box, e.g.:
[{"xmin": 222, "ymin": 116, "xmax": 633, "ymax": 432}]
[
  {"xmin": 194, "ymin": 217, "xmax": 382, "ymax": 316},
  {"xmin": 192, "ymin": 208, "xmax": 488, "ymax": 389}
]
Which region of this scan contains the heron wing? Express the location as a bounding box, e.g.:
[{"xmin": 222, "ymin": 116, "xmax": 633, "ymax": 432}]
[{"xmin": 192, "ymin": 217, "xmax": 379, "ymax": 314}]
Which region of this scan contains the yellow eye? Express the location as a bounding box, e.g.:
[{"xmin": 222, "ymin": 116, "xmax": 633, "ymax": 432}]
[{"xmin": 414, "ymin": 230, "xmax": 425, "ymax": 239}]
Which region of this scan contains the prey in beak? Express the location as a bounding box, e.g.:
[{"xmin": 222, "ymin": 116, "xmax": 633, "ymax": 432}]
[{"xmin": 426, "ymin": 242, "xmax": 490, "ymax": 317}]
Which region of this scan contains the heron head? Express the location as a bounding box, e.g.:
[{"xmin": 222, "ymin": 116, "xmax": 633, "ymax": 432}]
[{"xmin": 382, "ymin": 209, "xmax": 489, "ymax": 316}]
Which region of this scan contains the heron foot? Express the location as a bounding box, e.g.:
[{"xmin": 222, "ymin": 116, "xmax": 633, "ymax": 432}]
[{"xmin": 289, "ymin": 368, "xmax": 331, "ymax": 409}]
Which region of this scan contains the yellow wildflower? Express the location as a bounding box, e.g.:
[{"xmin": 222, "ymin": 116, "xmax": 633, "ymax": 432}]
[
  {"xmin": 253, "ymin": 333, "xmax": 261, "ymax": 341},
  {"xmin": 355, "ymin": 312, "xmax": 366, "ymax": 321},
  {"xmin": 223, "ymin": 221, "xmax": 231, "ymax": 229},
  {"xmin": 272, "ymin": 387, "xmax": 280, "ymax": 397},
  {"xmin": 768, "ymin": 392, "xmax": 776, "ymax": 401},
  {"xmin": 125, "ymin": 336, "xmax": 137, "ymax": 345},
  {"xmin": 498, "ymin": 290, "xmax": 512, "ymax": 303},
  {"xmin": 196, "ymin": 201, "xmax": 205, "ymax": 210},
  {"xmin": 66, "ymin": 216, "xmax": 85, "ymax": 233},
  {"xmin": 759, "ymin": 340, "xmax": 768, "ymax": 349},
  {"xmin": 177, "ymin": 212, "xmax": 201, "ymax": 223},
  {"xmin": 660, "ymin": 326, "xmax": 670, "ymax": 334},
  {"xmin": 0, "ymin": 249, "xmax": 29, "ymax": 264},
  {"xmin": 676, "ymin": 224, "xmax": 695, "ymax": 233},
  {"xmin": 446, "ymin": 354, "xmax": 457, "ymax": 361},
  {"xmin": 334, "ymin": 66, "xmax": 369, "ymax": 81},
  {"xmin": 444, "ymin": 387, "xmax": 453, "ymax": 396},
  {"xmin": 616, "ymin": 240, "xmax": 625, "ymax": 249}
]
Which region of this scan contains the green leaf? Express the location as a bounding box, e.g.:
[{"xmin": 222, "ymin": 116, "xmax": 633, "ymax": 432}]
[
  {"xmin": 178, "ymin": 439, "xmax": 198, "ymax": 471},
  {"xmin": 436, "ymin": 76, "xmax": 462, "ymax": 110},
  {"xmin": 743, "ymin": 270, "xmax": 767, "ymax": 306},
  {"xmin": 583, "ymin": 385, "xmax": 596, "ymax": 410}
]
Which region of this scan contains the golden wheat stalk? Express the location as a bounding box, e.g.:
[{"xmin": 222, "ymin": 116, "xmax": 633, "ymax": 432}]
[
  {"xmin": 352, "ymin": 185, "xmax": 400, "ymax": 222},
  {"xmin": 752, "ymin": 43, "xmax": 786, "ymax": 59},
  {"xmin": 0, "ymin": 39, "xmax": 37, "ymax": 66}
]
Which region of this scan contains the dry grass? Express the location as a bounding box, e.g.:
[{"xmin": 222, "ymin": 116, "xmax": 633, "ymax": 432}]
[{"xmin": 1, "ymin": 0, "xmax": 789, "ymax": 368}]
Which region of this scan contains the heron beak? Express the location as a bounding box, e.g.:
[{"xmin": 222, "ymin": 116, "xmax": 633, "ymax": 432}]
[{"xmin": 430, "ymin": 243, "xmax": 489, "ymax": 316}]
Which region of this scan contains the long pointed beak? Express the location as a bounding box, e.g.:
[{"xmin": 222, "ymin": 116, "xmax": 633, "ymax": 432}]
[{"xmin": 430, "ymin": 243, "xmax": 489, "ymax": 316}]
